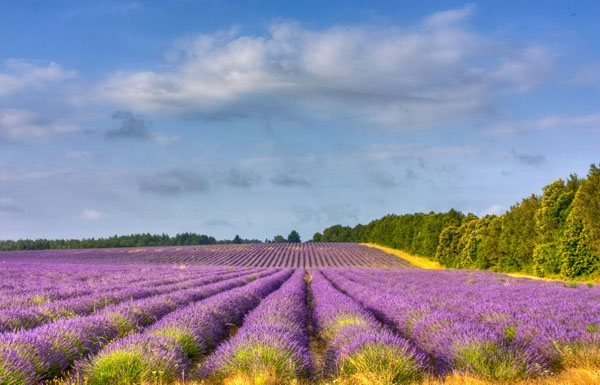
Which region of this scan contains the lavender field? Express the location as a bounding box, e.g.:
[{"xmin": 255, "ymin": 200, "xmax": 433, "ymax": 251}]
[{"xmin": 1, "ymin": 244, "xmax": 599, "ymax": 385}]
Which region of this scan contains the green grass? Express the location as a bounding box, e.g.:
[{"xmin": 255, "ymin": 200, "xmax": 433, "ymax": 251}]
[
  {"xmin": 150, "ymin": 328, "xmax": 200, "ymax": 360},
  {"xmin": 338, "ymin": 343, "xmax": 423, "ymax": 385},
  {"xmin": 209, "ymin": 344, "xmax": 301, "ymax": 385},
  {"xmin": 0, "ymin": 360, "xmax": 29, "ymax": 385},
  {"xmin": 106, "ymin": 312, "xmax": 134, "ymax": 336},
  {"xmin": 321, "ymin": 316, "xmax": 367, "ymax": 340},
  {"xmin": 83, "ymin": 350, "xmax": 178, "ymax": 385},
  {"xmin": 453, "ymin": 342, "xmax": 534, "ymax": 382}
]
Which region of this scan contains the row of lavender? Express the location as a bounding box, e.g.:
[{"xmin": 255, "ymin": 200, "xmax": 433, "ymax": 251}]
[
  {"xmin": 193, "ymin": 269, "xmax": 600, "ymax": 383},
  {"xmin": 3, "ymin": 263, "xmax": 600, "ymax": 383},
  {"xmin": 322, "ymin": 268, "xmax": 600, "ymax": 380},
  {"xmin": 0, "ymin": 268, "xmax": 262, "ymax": 333},
  {"xmin": 0, "ymin": 262, "xmax": 279, "ymax": 384},
  {"xmin": 0, "ymin": 243, "xmax": 410, "ymax": 267}
]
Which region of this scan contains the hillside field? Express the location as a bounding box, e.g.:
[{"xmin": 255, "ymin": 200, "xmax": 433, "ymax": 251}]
[{"xmin": 1, "ymin": 243, "xmax": 600, "ymax": 385}]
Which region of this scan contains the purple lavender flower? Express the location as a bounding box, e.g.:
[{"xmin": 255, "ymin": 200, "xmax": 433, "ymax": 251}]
[
  {"xmin": 201, "ymin": 269, "xmax": 311, "ymax": 383},
  {"xmin": 310, "ymin": 269, "xmax": 426, "ymax": 382}
]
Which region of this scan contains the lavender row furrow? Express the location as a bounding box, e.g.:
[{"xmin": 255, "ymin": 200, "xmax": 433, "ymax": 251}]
[
  {"xmin": 0, "ymin": 267, "xmax": 261, "ymax": 333},
  {"xmin": 75, "ymin": 269, "xmax": 293, "ymax": 385},
  {"xmin": 0, "ymin": 269, "xmax": 278, "ymax": 384},
  {"xmin": 323, "ymin": 269, "xmax": 551, "ymax": 381},
  {"xmin": 310, "ymin": 269, "xmax": 426, "ymax": 382},
  {"xmin": 200, "ymin": 269, "xmax": 311, "ymax": 383},
  {"xmin": 0, "ymin": 265, "xmax": 230, "ymax": 309}
]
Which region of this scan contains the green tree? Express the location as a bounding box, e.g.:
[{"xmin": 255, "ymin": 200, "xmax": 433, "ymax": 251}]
[
  {"xmin": 497, "ymin": 195, "xmax": 540, "ymax": 273},
  {"xmin": 272, "ymin": 235, "xmax": 286, "ymax": 243},
  {"xmin": 287, "ymin": 230, "xmax": 301, "ymax": 243},
  {"xmin": 532, "ymin": 178, "xmax": 578, "ymax": 276},
  {"xmin": 560, "ymin": 164, "xmax": 600, "ymax": 277}
]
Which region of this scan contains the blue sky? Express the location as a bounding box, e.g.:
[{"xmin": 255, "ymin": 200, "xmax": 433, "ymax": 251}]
[{"xmin": 1, "ymin": 1, "xmax": 599, "ymax": 241}]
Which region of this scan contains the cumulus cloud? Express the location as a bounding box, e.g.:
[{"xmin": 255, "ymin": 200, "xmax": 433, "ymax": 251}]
[
  {"xmin": 99, "ymin": 7, "xmax": 551, "ymax": 129},
  {"xmin": 81, "ymin": 209, "xmax": 102, "ymax": 220},
  {"xmin": 138, "ymin": 169, "xmax": 211, "ymax": 195},
  {"xmin": 0, "ymin": 59, "xmax": 77, "ymax": 97},
  {"xmin": 0, "ymin": 108, "xmax": 77, "ymax": 138}
]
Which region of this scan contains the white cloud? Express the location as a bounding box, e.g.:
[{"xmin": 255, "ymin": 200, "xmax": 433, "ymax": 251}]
[
  {"xmin": 81, "ymin": 209, "xmax": 103, "ymax": 221},
  {"xmin": 485, "ymin": 114, "xmax": 600, "ymax": 136},
  {"xmin": 100, "ymin": 7, "xmax": 551, "ymax": 129},
  {"xmin": 0, "ymin": 59, "xmax": 77, "ymax": 97},
  {"xmin": 0, "ymin": 109, "xmax": 77, "ymax": 138}
]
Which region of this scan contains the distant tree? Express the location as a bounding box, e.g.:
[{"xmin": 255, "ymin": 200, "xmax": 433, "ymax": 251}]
[
  {"xmin": 272, "ymin": 235, "xmax": 286, "ymax": 243},
  {"xmin": 287, "ymin": 230, "xmax": 301, "ymax": 243},
  {"xmin": 312, "ymin": 232, "xmax": 323, "ymax": 242},
  {"xmin": 232, "ymin": 235, "xmax": 242, "ymax": 244}
]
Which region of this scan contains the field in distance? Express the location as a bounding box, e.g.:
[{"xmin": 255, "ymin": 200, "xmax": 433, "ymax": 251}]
[{"xmin": 0, "ymin": 242, "xmax": 410, "ymax": 268}]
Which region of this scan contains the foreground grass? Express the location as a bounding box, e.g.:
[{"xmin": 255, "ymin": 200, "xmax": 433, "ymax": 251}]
[{"xmin": 53, "ymin": 368, "xmax": 598, "ymax": 385}]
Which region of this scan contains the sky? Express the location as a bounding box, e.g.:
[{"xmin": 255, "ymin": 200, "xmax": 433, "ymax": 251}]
[{"xmin": 0, "ymin": 1, "xmax": 599, "ymax": 241}]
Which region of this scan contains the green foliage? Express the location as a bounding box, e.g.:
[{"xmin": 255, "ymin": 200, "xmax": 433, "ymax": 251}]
[
  {"xmin": 318, "ymin": 210, "xmax": 466, "ymax": 257},
  {"xmin": 150, "ymin": 328, "xmax": 200, "ymax": 359},
  {"xmin": 287, "ymin": 230, "xmax": 301, "ymax": 243},
  {"xmin": 0, "ymin": 232, "xmax": 272, "ymax": 251},
  {"xmin": 339, "ymin": 343, "xmax": 423, "ymax": 385},
  {"xmin": 271, "ymin": 235, "xmax": 287, "ymax": 243},
  {"xmin": 453, "ymin": 342, "xmax": 533, "ymax": 381},
  {"xmin": 533, "ymin": 242, "xmax": 562, "ymax": 277},
  {"xmin": 558, "ymin": 165, "xmax": 600, "ymax": 277},
  {"xmin": 316, "ymin": 163, "xmax": 600, "ymax": 279},
  {"xmin": 212, "ymin": 344, "xmax": 301, "ymax": 385},
  {"xmin": 496, "ymin": 195, "xmax": 540, "ymax": 272},
  {"xmin": 436, "ymin": 226, "xmax": 461, "ymax": 267},
  {"xmin": 85, "ymin": 351, "xmax": 163, "ymax": 385},
  {"xmin": 533, "ymin": 178, "xmax": 579, "ymax": 276},
  {"xmin": 0, "ymin": 355, "xmax": 29, "ymax": 385}
]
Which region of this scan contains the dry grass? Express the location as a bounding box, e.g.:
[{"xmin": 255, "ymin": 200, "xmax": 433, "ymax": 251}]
[
  {"xmin": 360, "ymin": 244, "xmax": 443, "ymax": 270},
  {"xmin": 420, "ymin": 368, "xmax": 600, "ymax": 385},
  {"xmin": 127, "ymin": 368, "xmax": 599, "ymax": 385}
]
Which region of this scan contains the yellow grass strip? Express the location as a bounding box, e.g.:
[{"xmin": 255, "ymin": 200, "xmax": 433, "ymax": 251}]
[
  {"xmin": 137, "ymin": 367, "xmax": 600, "ymax": 385},
  {"xmin": 420, "ymin": 368, "xmax": 600, "ymax": 385},
  {"xmin": 360, "ymin": 243, "xmax": 443, "ymax": 270}
]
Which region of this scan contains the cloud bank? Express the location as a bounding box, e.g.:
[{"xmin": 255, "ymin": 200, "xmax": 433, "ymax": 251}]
[{"xmin": 100, "ymin": 6, "xmax": 551, "ymax": 129}]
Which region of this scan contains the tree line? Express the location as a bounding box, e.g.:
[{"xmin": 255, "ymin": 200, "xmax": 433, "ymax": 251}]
[
  {"xmin": 314, "ymin": 164, "xmax": 600, "ymax": 279},
  {"xmin": 0, "ymin": 230, "xmax": 304, "ymax": 251}
]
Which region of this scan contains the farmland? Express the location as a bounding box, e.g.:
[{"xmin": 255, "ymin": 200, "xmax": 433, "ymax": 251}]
[{"xmin": 1, "ymin": 243, "xmax": 600, "ymax": 385}]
